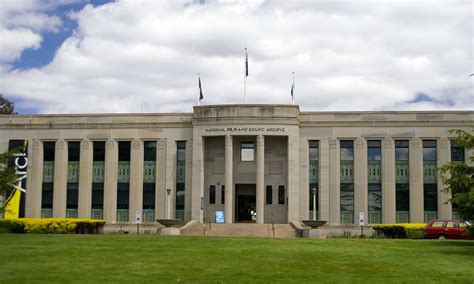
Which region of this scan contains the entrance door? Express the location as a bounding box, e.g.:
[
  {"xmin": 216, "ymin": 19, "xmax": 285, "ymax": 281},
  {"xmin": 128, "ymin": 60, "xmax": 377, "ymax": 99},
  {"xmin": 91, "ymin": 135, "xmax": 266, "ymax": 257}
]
[{"xmin": 235, "ymin": 184, "xmax": 256, "ymax": 222}]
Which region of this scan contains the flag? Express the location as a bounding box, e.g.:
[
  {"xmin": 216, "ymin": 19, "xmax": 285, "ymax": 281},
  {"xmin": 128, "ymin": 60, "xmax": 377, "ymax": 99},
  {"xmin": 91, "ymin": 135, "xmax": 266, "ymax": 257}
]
[
  {"xmin": 245, "ymin": 50, "xmax": 248, "ymax": 77},
  {"xmin": 291, "ymin": 83, "xmax": 294, "ymax": 99},
  {"xmin": 198, "ymin": 76, "xmax": 203, "ymax": 101}
]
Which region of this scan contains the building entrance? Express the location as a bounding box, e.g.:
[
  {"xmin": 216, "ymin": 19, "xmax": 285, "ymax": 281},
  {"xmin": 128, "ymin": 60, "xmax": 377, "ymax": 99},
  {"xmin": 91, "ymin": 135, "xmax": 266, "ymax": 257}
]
[{"xmin": 235, "ymin": 184, "xmax": 256, "ymax": 222}]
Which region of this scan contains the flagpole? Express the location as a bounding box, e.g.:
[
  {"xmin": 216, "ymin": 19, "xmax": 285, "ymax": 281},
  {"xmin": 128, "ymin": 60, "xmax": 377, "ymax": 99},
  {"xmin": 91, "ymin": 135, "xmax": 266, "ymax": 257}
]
[
  {"xmin": 292, "ymin": 72, "xmax": 295, "ymax": 105},
  {"xmin": 197, "ymin": 73, "xmax": 201, "ymax": 106},
  {"xmin": 244, "ymin": 47, "xmax": 247, "ymax": 104}
]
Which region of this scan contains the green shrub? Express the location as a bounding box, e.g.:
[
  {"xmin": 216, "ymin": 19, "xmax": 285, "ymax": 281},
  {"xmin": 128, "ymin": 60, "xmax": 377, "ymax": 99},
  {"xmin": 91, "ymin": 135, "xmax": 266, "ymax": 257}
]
[
  {"xmin": 372, "ymin": 223, "xmax": 426, "ymax": 239},
  {"xmin": 406, "ymin": 227, "xmax": 424, "ymax": 239},
  {"xmin": 0, "ymin": 218, "xmax": 105, "ymax": 234}
]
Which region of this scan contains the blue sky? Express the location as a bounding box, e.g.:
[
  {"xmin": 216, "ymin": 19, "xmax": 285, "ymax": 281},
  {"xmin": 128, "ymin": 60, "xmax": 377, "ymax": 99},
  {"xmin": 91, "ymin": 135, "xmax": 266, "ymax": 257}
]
[
  {"xmin": 0, "ymin": 0, "xmax": 472, "ymax": 114},
  {"xmin": 12, "ymin": 0, "xmax": 112, "ymax": 70}
]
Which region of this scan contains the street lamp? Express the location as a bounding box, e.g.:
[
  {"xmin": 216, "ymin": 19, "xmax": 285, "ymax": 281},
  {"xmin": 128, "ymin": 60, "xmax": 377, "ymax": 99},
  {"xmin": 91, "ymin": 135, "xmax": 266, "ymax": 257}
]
[
  {"xmin": 312, "ymin": 187, "xmax": 317, "ymax": 221},
  {"xmin": 166, "ymin": 188, "xmax": 171, "ymax": 219}
]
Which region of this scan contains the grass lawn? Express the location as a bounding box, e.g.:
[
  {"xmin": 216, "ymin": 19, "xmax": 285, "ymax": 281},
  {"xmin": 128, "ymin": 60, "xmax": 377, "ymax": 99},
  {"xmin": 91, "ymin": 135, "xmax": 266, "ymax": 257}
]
[{"xmin": 0, "ymin": 234, "xmax": 473, "ymax": 283}]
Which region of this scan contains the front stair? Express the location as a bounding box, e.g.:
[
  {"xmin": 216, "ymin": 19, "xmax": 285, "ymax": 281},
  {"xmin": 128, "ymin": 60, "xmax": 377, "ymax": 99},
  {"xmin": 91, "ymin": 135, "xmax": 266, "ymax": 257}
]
[{"xmin": 181, "ymin": 223, "xmax": 300, "ymax": 238}]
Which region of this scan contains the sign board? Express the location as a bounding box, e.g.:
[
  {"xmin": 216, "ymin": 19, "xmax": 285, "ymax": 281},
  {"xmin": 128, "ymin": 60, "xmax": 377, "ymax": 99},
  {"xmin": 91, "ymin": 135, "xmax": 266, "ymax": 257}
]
[
  {"xmin": 135, "ymin": 211, "xmax": 142, "ymax": 224},
  {"xmin": 215, "ymin": 211, "xmax": 225, "ymax": 224},
  {"xmin": 359, "ymin": 212, "xmax": 365, "ymax": 226}
]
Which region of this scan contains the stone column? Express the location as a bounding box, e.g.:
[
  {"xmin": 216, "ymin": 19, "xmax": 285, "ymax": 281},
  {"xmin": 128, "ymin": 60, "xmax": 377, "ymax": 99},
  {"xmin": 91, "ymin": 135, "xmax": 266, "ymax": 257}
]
[
  {"xmin": 224, "ymin": 135, "xmax": 233, "ymax": 223},
  {"xmin": 410, "ymin": 138, "xmax": 423, "ymax": 223},
  {"xmin": 382, "ymin": 138, "xmax": 396, "ymax": 223},
  {"xmin": 256, "ymin": 135, "xmax": 265, "ymax": 224},
  {"xmin": 298, "ymin": 138, "xmax": 309, "ymax": 220},
  {"xmin": 319, "ymin": 138, "xmax": 330, "ymax": 222},
  {"xmin": 329, "ymin": 139, "xmax": 340, "ymax": 225},
  {"xmin": 78, "ymin": 140, "xmax": 93, "ymax": 218},
  {"xmin": 129, "ymin": 140, "xmax": 144, "ymax": 222},
  {"xmin": 104, "ymin": 140, "xmax": 118, "ymax": 223},
  {"xmin": 191, "ymin": 136, "xmax": 204, "ymax": 222},
  {"xmin": 288, "ymin": 135, "xmax": 300, "ymax": 221},
  {"xmin": 438, "ymin": 138, "xmax": 451, "ymax": 219},
  {"xmin": 156, "ymin": 138, "xmax": 167, "ymax": 219},
  {"xmin": 53, "ymin": 140, "xmax": 67, "ymax": 218},
  {"xmin": 354, "ymin": 138, "xmax": 367, "ymax": 224},
  {"xmin": 26, "ymin": 140, "xmax": 42, "ymax": 218}
]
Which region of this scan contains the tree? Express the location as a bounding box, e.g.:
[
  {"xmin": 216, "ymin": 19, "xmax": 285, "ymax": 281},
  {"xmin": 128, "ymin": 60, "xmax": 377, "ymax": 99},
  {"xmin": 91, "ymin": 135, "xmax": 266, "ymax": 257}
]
[
  {"xmin": 0, "ymin": 94, "xmax": 16, "ymax": 115},
  {"xmin": 0, "ymin": 150, "xmax": 19, "ymax": 212},
  {"xmin": 440, "ymin": 130, "xmax": 474, "ymax": 221}
]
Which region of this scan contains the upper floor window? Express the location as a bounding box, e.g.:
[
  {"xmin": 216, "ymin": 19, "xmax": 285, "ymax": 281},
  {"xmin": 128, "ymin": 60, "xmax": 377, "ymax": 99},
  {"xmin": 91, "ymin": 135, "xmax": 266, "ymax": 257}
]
[
  {"xmin": 309, "ymin": 140, "xmax": 319, "ymax": 160},
  {"xmin": 241, "ymin": 141, "xmax": 255, "ymax": 161},
  {"xmin": 423, "ymin": 140, "xmax": 437, "ymax": 161},
  {"xmin": 367, "ymin": 140, "xmax": 381, "ymax": 161},
  {"xmin": 450, "ymin": 141, "xmax": 464, "ymax": 162},
  {"xmin": 340, "ymin": 140, "xmax": 354, "ymax": 161},
  {"xmin": 395, "ymin": 140, "xmax": 409, "ymax": 161}
]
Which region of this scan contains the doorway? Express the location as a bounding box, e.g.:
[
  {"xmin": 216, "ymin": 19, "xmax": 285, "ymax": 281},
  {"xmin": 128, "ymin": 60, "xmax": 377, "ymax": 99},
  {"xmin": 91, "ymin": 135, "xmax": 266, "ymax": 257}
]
[{"xmin": 235, "ymin": 184, "xmax": 256, "ymax": 222}]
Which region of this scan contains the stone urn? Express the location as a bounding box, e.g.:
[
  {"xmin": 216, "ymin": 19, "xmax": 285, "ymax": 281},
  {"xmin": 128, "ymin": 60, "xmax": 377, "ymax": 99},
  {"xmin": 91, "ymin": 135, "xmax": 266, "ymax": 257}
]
[
  {"xmin": 156, "ymin": 219, "xmax": 183, "ymax": 227},
  {"xmin": 301, "ymin": 220, "xmax": 327, "ymax": 229}
]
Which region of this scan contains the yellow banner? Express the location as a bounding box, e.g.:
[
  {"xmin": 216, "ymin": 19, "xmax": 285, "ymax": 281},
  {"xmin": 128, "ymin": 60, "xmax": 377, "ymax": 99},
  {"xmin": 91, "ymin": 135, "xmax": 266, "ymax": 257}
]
[{"xmin": 4, "ymin": 189, "xmax": 20, "ymax": 219}]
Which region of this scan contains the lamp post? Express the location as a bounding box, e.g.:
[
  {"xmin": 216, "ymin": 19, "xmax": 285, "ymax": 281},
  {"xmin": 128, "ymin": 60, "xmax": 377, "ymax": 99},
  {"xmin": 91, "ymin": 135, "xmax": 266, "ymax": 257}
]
[
  {"xmin": 166, "ymin": 188, "xmax": 171, "ymax": 219},
  {"xmin": 312, "ymin": 187, "xmax": 317, "ymax": 221}
]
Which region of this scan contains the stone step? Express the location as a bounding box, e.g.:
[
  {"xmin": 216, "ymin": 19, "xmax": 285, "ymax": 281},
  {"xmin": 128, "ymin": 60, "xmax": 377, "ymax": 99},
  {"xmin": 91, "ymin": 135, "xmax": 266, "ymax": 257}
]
[{"xmin": 181, "ymin": 223, "xmax": 300, "ymax": 238}]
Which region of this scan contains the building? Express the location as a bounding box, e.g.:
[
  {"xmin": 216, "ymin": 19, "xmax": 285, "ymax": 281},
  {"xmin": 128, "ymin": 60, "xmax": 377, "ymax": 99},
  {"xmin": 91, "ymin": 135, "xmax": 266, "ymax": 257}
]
[{"xmin": 0, "ymin": 104, "xmax": 472, "ymax": 228}]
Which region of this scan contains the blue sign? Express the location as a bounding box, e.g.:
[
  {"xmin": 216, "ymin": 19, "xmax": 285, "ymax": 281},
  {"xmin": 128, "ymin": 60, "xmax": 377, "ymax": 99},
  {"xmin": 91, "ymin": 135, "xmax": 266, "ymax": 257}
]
[{"xmin": 215, "ymin": 211, "xmax": 224, "ymax": 224}]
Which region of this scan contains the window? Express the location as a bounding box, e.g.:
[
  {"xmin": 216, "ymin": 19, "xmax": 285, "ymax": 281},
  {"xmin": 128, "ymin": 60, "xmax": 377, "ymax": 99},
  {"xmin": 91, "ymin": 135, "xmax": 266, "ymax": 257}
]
[
  {"xmin": 117, "ymin": 183, "xmax": 129, "ymax": 209},
  {"xmin": 446, "ymin": 222, "xmax": 457, "ymax": 228},
  {"xmin": 266, "ymin": 186, "xmax": 272, "ymax": 204},
  {"xmin": 368, "ymin": 184, "xmax": 382, "ymax": 211},
  {"xmin": 340, "ymin": 140, "xmax": 354, "ymax": 161},
  {"xmin": 423, "ymin": 140, "xmax": 437, "ymax": 161},
  {"xmin": 241, "ymin": 142, "xmax": 255, "ymax": 161},
  {"xmin": 144, "ymin": 141, "xmax": 157, "ymax": 161},
  {"xmin": 221, "ymin": 186, "xmax": 225, "ymax": 204},
  {"xmin": 431, "ymin": 221, "xmax": 445, "ymax": 228},
  {"xmin": 396, "ymin": 184, "xmax": 409, "ymax": 211},
  {"xmin": 395, "ymin": 140, "xmax": 409, "ymax": 161},
  {"xmin": 278, "ymin": 185, "xmax": 285, "ymax": 204},
  {"xmin": 309, "ymin": 140, "xmax": 319, "ymax": 160},
  {"xmin": 367, "ymin": 140, "xmax": 381, "ymax": 161},
  {"xmin": 423, "ymin": 184, "xmax": 437, "ymax": 212},
  {"xmin": 209, "ymin": 185, "xmax": 216, "ymax": 204},
  {"xmin": 451, "ymin": 141, "xmax": 464, "ymax": 162},
  {"xmin": 340, "ymin": 184, "xmax": 354, "ymax": 211},
  {"xmin": 143, "ymin": 183, "xmax": 155, "ymax": 209}
]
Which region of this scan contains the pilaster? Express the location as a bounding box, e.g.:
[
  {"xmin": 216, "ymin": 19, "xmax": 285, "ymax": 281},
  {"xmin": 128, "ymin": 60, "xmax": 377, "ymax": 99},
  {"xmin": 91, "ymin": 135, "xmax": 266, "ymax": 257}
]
[
  {"xmin": 382, "ymin": 138, "xmax": 396, "ymax": 223},
  {"xmin": 329, "ymin": 139, "xmax": 340, "ymax": 225},
  {"xmin": 26, "ymin": 140, "xmax": 42, "ymax": 218},
  {"xmin": 104, "ymin": 140, "xmax": 118, "ymax": 223},
  {"xmin": 319, "ymin": 138, "xmax": 330, "ymax": 222},
  {"xmin": 129, "ymin": 140, "xmax": 144, "ymax": 222},
  {"xmin": 438, "ymin": 138, "xmax": 451, "ymax": 219},
  {"xmin": 191, "ymin": 136, "xmax": 204, "ymax": 222},
  {"xmin": 156, "ymin": 138, "xmax": 167, "ymax": 219},
  {"xmin": 78, "ymin": 139, "xmax": 93, "ymax": 218},
  {"xmin": 224, "ymin": 135, "xmax": 233, "ymax": 223},
  {"xmin": 52, "ymin": 139, "xmax": 67, "ymax": 218},
  {"xmin": 256, "ymin": 135, "xmax": 265, "ymax": 224},
  {"xmin": 410, "ymin": 138, "xmax": 424, "ymax": 223},
  {"xmin": 354, "ymin": 138, "xmax": 368, "ymax": 224},
  {"xmin": 288, "ymin": 135, "xmax": 300, "ymax": 221}
]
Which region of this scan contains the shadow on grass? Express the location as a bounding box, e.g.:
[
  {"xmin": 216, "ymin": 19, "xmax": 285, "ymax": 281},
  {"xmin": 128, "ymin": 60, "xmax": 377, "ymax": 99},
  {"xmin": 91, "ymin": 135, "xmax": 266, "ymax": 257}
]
[{"xmin": 427, "ymin": 240, "xmax": 474, "ymax": 256}]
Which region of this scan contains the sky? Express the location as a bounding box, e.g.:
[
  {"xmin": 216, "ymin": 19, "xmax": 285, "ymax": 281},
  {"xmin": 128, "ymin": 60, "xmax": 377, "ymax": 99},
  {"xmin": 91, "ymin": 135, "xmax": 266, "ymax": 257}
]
[{"xmin": 0, "ymin": 0, "xmax": 472, "ymax": 114}]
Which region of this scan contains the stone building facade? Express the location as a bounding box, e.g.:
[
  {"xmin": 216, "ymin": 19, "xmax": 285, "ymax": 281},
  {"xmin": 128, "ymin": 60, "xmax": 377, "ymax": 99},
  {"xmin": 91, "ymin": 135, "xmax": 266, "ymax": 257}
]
[{"xmin": 1, "ymin": 105, "xmax": 472, "ymax": 226}]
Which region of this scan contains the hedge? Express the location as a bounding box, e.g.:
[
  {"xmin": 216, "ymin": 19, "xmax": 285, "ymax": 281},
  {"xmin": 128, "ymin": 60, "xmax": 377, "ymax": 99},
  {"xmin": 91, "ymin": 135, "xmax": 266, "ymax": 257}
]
[
  {"xmin": 372, "ymin": 223, "xmax": 426, "ymax": 239},
  {"xmin": 0, "ymin": 218, "xmax": 106, "ymax": 234}
]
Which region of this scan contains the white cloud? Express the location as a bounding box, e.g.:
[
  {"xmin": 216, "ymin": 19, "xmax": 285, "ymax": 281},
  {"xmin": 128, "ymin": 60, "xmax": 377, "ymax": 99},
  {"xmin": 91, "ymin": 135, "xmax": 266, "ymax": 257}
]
[
  {"xmin": 0, "ymin": 0, "xmax": 472, "ymax": 113},
  {"xmin": 0, "ymin": 27, "xmax": 42, "ymax": 62}
]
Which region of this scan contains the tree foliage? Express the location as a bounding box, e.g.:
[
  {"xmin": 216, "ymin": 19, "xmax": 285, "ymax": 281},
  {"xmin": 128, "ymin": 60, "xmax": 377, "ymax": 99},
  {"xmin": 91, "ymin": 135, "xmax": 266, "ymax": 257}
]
[
  {"xmin": 440, "ymin": 130, "xmax": 474, "ymax": 221},
  {"xmin": 0, "ymin": 149, "xmax": 19, "ymax": 210},
  {"xmin": 0, "ymin": 94, "xmax": 16, "ymax": 115}
]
